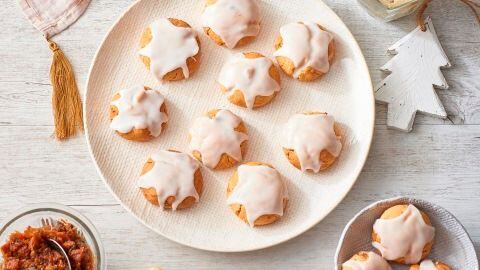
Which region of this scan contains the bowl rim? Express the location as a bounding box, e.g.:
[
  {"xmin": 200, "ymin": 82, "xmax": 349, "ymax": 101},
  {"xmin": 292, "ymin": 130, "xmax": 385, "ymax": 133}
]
[
  {"xmin": 334, "ymin": 196, "xmax": 479, "ymax": 270},
  {"xmin": 0, "ymin": 202, "xmax": 106, "ymax": 270}
]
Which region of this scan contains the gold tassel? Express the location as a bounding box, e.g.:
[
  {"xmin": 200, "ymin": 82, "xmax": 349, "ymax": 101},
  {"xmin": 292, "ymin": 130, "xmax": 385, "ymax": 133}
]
[{"xmin": 48, "ymin": 40, "xmax": 83, "ymax": 140}]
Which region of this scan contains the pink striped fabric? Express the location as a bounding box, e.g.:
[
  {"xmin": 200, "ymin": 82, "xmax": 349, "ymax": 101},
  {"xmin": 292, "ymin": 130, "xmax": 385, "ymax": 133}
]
[{"xmin": 19, "ymin": 0, "xmax": 91, "ymax": 38}]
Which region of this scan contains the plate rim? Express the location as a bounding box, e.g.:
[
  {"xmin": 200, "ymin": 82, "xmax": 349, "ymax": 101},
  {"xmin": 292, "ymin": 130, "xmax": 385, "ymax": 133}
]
[{"xmin": 83, "ymin": 0, "xmax": 376, "ymax": 252}]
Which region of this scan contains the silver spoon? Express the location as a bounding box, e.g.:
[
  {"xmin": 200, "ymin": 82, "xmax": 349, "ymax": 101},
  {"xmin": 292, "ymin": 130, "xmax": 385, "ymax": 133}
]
[{"xmin": 41, "ymin": 218, "xmax": 72, "ymax": 270}]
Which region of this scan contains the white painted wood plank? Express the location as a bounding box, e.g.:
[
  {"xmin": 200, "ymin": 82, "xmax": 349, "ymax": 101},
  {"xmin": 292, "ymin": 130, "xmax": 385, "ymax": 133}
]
[
  {"xmin": 0, "ymin": 0, "xmax": 132, "ymax": 126},
  {"xmin": 1, "ymin": 124, "xmax": 478, "ymax": 205},
  {"xmin": 328, "ymin": 0, "xmax": 480, "ymax": 126},
  {"xmin": 0, "ymin": 126, "xmax": 115, "ymax": 206},
  {"xmin": 0, "ymin": 198, "xmax": 477, "ymax": 270},
  {"xmin": 0, "ymin": 125, "xmax": 479, "ymax": 268},
  {"xmin": 0, "ymin": 0, "xmax": 478, "ymax": 126},
  {"xmin": 0, "ymin": 0, "xmax": 479, "ymax": 268}
]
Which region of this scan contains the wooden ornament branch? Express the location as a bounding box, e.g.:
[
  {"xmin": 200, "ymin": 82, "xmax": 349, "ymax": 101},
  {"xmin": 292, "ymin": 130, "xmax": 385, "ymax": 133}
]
[
  {"xmin": 417, "ymin": 0, "xmax": 480, "ymax": 31},
  {"xmin": 48, "ymin": 40, "xmax": 84, "ymax": 140}
]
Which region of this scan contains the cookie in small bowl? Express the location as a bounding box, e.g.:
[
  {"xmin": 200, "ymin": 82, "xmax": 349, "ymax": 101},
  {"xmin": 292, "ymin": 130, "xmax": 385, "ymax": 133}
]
[
  {"xmin": 139, "ymin": 18, "xmax": 200, "ymax": 81},
  {"xmin": 218, "ymin": 52, "xmax": 281, "ymax": 109},
  {"xmin": 342, "ymin": 251, "xmax": 391, "ymax": 270},
  {"xmin": 227, "ymin": 162, "xmax": 288, "ymax": 227},
  {"xmin": 189, "ymin": 109, "xmax": 248, "ymax": 169},
  {"xmin": 410, "ymin": 260, "xmax": 451, "ymax": 270},
  {"xmin": 274, "ymin": 21, "xmax": 334, "ymax": 81},
  {"xmin": 138, "ymin": 150, "xmax": 202, "ymax": 210},
  {"xmin": 201, "ymin": 0, "xmax": 260, "ymax": 49},
  {"xmin": 372, "ymin": 204, "xmax": 435, "ymax": 264},
  {"xmin": 282, "ymin": 112, "xmax": 342, "ymax": 173},
  {"xmin": 109, "ymin": 85, "xmax": 168, "ymax": 141},
  {"xmin": 336, "ymin": 199, "xmax": 477, "ymax": 269}
]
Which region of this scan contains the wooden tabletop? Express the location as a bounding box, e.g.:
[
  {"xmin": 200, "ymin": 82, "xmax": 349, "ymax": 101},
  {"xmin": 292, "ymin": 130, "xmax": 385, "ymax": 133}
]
[{"xmin": 1, "ymin": 0, "xmax": 479, "ymax": 269}]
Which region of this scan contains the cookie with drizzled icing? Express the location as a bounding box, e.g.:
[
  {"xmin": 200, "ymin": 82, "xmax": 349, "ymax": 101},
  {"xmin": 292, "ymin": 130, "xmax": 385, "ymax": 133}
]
[
  {"xmin": 227, "ymin": 162, "xmax": 288, "ymax": 227},
  {"xmin": 138, "ymin": 150, "xmax": 203, "ymax": 210},
  {"xmin": 410, "ymin": 260, "xmax": 451, "ymax": 270},
  {"xmin": 109, "ymin": 85, "xmax": 168, "ymax": 141},
  {"xmin": 218, "ymin": 52, "xmax": 281, "ymax": 109},
  {"xmin": 342, "ymin": 251, "xmax": 391, "ymax": 270},
  {"xmin": 274, "ymin": 21, "xmax": 335, "ymax": 81},
  {"xmin": 139, "ymin": 18, "xmax": 201, "ymax": 81},
  {"xmin": 372, "ymin": 204, "xmax": 435, "ymax": 264},
  {"xmin": 189, "ymin": 109, "xmax": 248, "ymax": 169},
  {"xmin": 282, "ymin": 112, "xmax": 342, "ymax": 173},
  {"xmin": 201, "ymin": 0, "xmax": 260, "ymax": 49}
]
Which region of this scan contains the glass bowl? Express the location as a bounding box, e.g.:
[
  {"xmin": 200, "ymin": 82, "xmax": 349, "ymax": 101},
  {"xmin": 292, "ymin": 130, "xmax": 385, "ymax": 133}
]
[{"xmin": 0, "ymin": 203, "xmax": 106, "ymax": 270}]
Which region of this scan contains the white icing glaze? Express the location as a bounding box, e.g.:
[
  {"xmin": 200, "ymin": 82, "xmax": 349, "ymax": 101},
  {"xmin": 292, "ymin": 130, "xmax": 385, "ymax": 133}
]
[
  {"xmin": 110, "ymin": 85, "xmax": 168, "ymax": 137},
  {"xmin": 218, "ymin": 53, "xmax": 280, "ymax": 109},
  {"xmin": 201, "ymin": 0, "xmax": 260, "ymax": 49},
  {"xmin": 139, "ymin": 18, "xmax": 199, "ymax": 80},
  {"xmin": 137, "ymin": 150, "xmax": 200, "ymax": 210},
  {"xmin": 419, "ymin": 260, "xmax": 438, "ymax": 270},
  {"xmin": 372, "ymin": 204, "xmax": 435, "ymax": 264},
  {"xmin": 273, "ymin": 22, "xmax": 333, "ymax": 78},
  {"xmin": 189, "ymin": 109, "xmax": 248, "ymax": 168},
  {"xmin": 227, "ymin": 164, "xmax": 288, "ymax": 227},
  {"xmin": 282, "ymin": 113, "xmax": 342, "ymax": 172},
  {"xmin": 342, "ymin": 252, "xmax": 392, "ymax": 270}
]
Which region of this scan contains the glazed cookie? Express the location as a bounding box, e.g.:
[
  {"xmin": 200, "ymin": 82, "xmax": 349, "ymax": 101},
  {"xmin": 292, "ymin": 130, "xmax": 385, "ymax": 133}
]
[
  {"xmin": 282, "ymin": 112, "xmax": 342, "ymax": 172},
  {"xmin": 372, "ymin": 204, "xmax": 435, "ymax": 264},
  {"xmin": 201, "ymin": 0, "xmax": 260, "ymax": 48},
  {"xmin": 109, "ymin": 85, "xmax": 168, "ymax": 141},
  {"xmin": 274, "ymin": 21, "xmax": 334, "ymax": 81},
  {"xmin": 138, "ymin": 150, "xmax": 202, "ymax": 210},
  {"xmin": 227, "ymin": 162, "xmax": 288, "ymax": 227},
  {"xmin": 342, "ymin": 251, "xmax": 391, "ymax": 270},
  {"xmin": 139, "ymin": 18, "xmax": 200, "ymax": 81},
  {"xmin": 218, "ymin": 52, "xmax": 281, "ymax": 109},
  {"xmin": 189, "ymin": 109, "xmax": 248, "ymax": 169},
  {"xmin": 410, "ymin": 260, "xmax": 451, "ymax": 270}
]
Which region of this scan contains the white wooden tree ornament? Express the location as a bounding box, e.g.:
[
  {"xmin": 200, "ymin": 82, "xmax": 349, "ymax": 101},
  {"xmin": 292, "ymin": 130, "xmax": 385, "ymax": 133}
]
[{"xmin": 375, "ymin": 17, "xmax": 451, "ymax": 132}]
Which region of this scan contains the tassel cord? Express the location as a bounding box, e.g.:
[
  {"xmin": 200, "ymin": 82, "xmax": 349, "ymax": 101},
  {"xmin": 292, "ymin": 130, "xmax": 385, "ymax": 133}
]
[
  {"xmin": 48, "ymin": 39, "xmax": 83, "ymax": 140},
  {"xmin": 417, "ymin": 0, "xmax": 480, "ymax": 31}
]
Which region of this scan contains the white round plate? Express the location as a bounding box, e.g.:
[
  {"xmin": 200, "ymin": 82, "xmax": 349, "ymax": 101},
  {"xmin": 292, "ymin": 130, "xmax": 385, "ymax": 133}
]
[{"xmin": 85, "ymin": 0, "xmax": 374, "ymax": 252}]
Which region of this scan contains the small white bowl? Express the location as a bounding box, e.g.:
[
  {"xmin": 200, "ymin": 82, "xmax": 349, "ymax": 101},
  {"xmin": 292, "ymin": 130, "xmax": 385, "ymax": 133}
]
[{"xmin": 335, "ymin": 197, "xmax": 478, "ymax": 270}]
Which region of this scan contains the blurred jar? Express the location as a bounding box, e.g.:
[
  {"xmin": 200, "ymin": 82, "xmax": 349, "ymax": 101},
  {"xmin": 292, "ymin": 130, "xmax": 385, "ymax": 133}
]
[{"xmin": 358, "ymin": 0, "xmax": 425, "ymax": 21}]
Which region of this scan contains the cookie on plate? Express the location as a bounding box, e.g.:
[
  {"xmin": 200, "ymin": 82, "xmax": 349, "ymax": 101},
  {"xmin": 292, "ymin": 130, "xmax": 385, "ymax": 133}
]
[
  {"xmin": 218, "ymin": 52, "xmax": 281, "ymax": 109},
  {"xmin": 282, "ymin": 112, "xmax": 342, "ymax": 172},
  {"xmin": 139, "ymin": 18, "xmax": 201, "ymax": 81},
  {"xmin": 189, "ymin": 109, "xmax": 248, "ymax": 169},
  {"xmin": 372, "ymin": 204, "xmax": 435, "ymax": 264},
  {"xmin": 227, "ymin": 162, "xmax": 288, "ymax": 227},
  {"xmin": 342, "ymin": 251, "xmax": 391, "ymax": 270},
  {"xmin": 201, "ymin": 0, "xmax": 260, "ymax": 48},
  {"xmin": 410, "ymin": 260, "xmax": 451, "ymax": 270},
  {"xmin": 138, "ymin": 150, "xmax": 202, "ymax": 210},
  {"xmin": 109, "ymin": 85, "xmax": 168, "ymax": 141},
  {"xmin": 274, "ymin": 21, "xmax": 334, "ymax": 81}
]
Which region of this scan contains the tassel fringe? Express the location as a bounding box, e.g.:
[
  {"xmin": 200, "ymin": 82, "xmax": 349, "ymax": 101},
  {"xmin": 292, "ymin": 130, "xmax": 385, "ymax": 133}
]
[{"xmin": 48, "ymin": 40, "xmax": 83, "ymax": 140}]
